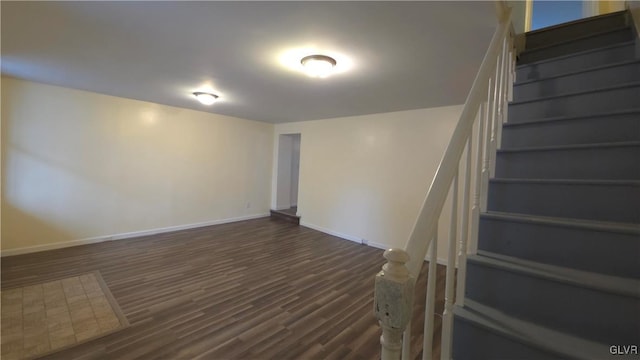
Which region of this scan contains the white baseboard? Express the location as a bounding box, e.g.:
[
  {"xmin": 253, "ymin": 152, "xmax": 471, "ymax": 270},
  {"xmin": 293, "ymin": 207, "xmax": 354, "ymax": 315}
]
[
  {"xmin": 299, "ymin": 223, "xmax": 450, "ymax": 266},
  {"xmin": 299, "ymin": 221, "xmax": 363, "ymax": 244},
  {"xmin": 1, "ymin": 213, "xmax": 270, "ymax": 257}
]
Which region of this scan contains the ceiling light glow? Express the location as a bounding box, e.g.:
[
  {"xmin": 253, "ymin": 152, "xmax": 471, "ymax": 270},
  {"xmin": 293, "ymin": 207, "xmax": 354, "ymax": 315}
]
[
  {"xmin": 193, "ymin": 92, "xmax": 218, "ymax": 105},
  {"xmin": 300, "ymin": 54, "xmax": 337, "ymax": 78}
]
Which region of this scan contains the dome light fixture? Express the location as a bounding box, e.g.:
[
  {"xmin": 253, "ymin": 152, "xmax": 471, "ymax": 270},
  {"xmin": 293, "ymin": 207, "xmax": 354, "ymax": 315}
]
[
  {"xmin": 193, "ymin": 92, "xmax": 219, "ymax": 105},
  {"xmin": 300, "ymin": 54, "xmax": 337, "ymax": 78}
]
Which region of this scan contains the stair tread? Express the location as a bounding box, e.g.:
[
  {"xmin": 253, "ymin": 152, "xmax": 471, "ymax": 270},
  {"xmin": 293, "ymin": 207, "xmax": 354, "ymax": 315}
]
[
  {"xmin": 490, "ymin": 177, "xmax": 640, "ymax": 186},
  {"xmin": 520, "ymin": 25, "xmax": 632, "ymax": 55},
  {"xmin": 503, "ymin": 108, "xmax": 640, "ymax": 128},
  {"xmin": 515, "ymin": 59, "xmax": 640, "ymax": 86},
  {"xmin": 469, "ymin": 252, "xmax": 640, "ymax": 298},
  {"xmin": 516, "ymin": 40, "xmax": 636, "ymax": 69},
  {"xmin": 497, "ymin": 140, "xmax": 640, "ymax": 153},
  {"xmin": 455, "ymin": 299, "xmax": 610, "ymax": 360},
  {"xmin": 482, "ymin": 211, "xmax": 640, "ymax": 234},
  {"xmin": 510, "ymin": 81, "xmax": 640, "ymax": 105}
]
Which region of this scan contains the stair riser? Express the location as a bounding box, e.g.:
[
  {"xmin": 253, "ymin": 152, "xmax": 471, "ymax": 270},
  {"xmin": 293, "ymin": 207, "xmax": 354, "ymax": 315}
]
[
  {"xmin": 495, "ymin": 146, "xmax": 640, "ymax": 180},
  {"xmin": 508, "ymin": 86, "xmax": 640, "ymax": 123},
  {"xmin": 452, "ymin": 317, "xmax": 563, "ymax": 360},
  {"xmin": 519, "ymin": 28, "xmax": 634, "ymax": 64},
  {"xmin": 501, "ymin": 113, "xmax": 640, "ymax": 148},
  {"xmin": 516, "ymin": 43, "xmax": 638, "ymax": 81},
  {"xmin": 478, "ymin": 217, "xmax": 640, "ymax": 278},
  {"xmin": 513, "ymin": 62, "xmax": 640, "ymax": 101},
  {"xmin": 487, "ymin": 181, "xmax": 640, "ymax": 222},
  {"xmin": 465, "ymin": 261, "xmax": 640, "ymax": 344}
]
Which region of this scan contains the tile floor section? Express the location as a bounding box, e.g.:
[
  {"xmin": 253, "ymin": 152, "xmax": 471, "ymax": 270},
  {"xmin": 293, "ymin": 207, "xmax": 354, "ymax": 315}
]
[{"xmin": 1, "ymin": 272, "xmax": 127, "ymax": 360}]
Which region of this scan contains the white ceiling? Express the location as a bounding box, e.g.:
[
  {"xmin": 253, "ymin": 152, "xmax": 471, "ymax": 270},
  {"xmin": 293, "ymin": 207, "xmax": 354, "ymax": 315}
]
[{"xmin": 1, "ymin": 1, "xmax": 498, "ymax": 123}]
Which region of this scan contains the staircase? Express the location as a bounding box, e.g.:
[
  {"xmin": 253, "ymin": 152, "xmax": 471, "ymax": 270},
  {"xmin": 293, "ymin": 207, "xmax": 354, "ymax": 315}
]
[{"xmin": 452, "ymin": 10, "xmax": 640, "ymax": 359}]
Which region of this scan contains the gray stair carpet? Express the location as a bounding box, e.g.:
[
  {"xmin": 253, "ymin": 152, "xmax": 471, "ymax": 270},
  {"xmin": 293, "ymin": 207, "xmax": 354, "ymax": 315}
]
[{"xmin": 452, "ymin": 10, "xmax": 640, "ymax": 360}]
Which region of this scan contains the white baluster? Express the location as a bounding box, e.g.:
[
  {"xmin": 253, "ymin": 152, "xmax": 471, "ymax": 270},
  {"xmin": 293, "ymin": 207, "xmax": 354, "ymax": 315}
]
[
  {"xmin": 375, "ymin": 249, "xmax": 414, "ymax": 360},
  {"xmin": 422, "ymin": 228, "xmax": 438, "ymax": 360},
  {"xmin": 480, "ymin": 77, "xmax": 493, "ymax": 213},
  {"xmin": 441, "ymin": 173, "xmax": 459, "ymax": 360},
  {"xmin": 472, "ymin": 103, "xmax": 487, "ymax": 253},
  {"xmin": 495, "ymin": 38, "xmax": 508, "ymax": 149},
  {"xmin": 489, "ymin": 49, "xmax": 503, "ymax": 178},
  {"xmin": 455, "ymin": 135, "xmax": 473, "ymax": 307}
]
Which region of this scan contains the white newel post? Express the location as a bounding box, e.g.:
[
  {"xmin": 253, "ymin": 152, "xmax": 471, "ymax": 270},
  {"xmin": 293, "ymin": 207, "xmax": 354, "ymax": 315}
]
[{"xmin": 374, "ymin": 249, "xmax": 415, "ymax": 360}]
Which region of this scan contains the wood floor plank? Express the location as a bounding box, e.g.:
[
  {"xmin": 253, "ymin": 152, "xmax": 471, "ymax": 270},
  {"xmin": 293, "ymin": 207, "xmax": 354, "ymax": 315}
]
[{"xmin": 1, "ymin": 218, "xmax": 447, "ymax": 359}]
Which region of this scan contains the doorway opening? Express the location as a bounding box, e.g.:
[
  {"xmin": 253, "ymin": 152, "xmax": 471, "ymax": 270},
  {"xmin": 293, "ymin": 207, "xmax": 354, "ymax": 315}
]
[{"xmin": 272, "ymin": 133, "xmax": 301, "ymax": 224}]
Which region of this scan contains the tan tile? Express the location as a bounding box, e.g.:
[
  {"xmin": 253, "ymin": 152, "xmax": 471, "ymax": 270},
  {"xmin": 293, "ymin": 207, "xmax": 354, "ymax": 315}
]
[
  {"xmin": 88, "ymin": 296, "xmax": 110, "ymax": 308},
  {"xmin": 1, "ymin": 296, "xmax": 23, "ymax": 308},
  {"xmin": 23, "ymin": 343, "xmax": 51, "ymax": 359},
  {"xmin": 1, "ymin": 332, "xmax": 23, "ymax": 346},
  {"xmin": 23, "ymin": 311, "xmax": 47, "ymax": 330},
  {"xmin": 47, "ymin": 309, "xmax": 72, "ymax": 325},
  {"xmin": 22, "ymin": 284, "xmax": 44, "ymax": 302},
  {"xmin": 50, "ymin": 333, "xmax": 76, "ymax": 350},
  {"xmin": 1, "ymin": 341, "xmax": 24, "ymax": 360},
  {"xmin": 70, "ymin": 305, "xmax": 94, "ymax": 323},
  {"xmin": 0, "ymin": 326, "xmax": 22, "ymax": 344},
  {"xmin": 85, "ymin": 289, "xmax": 105, "ymax": 299},
  {"xmin": 23, "ymin": 302, "xmax": 45, "ymax": 315},
  {"xmin": 98, "ymin": 317, "xmax": 121, "ymax": 332},
  {"xmin": 42, "ymin": 279, "xmax": 62, "ymax": 289},
  {"xmin": 66, "ymin": 293, "xmax": 88, "ymax": 304},
  {"xmin": 23, "ymin": 332, "xmax": 50, "ymax": 356},
  {"xmin": 49, "ymin": 322, "xmax": 75, "ymax": 339},
  {"xmin": 75, "ymin": 327, "xmax": 101, "ymax": 342},
  {"xmin": 46, "ymin": 304, "xmax": 70, "ymax": 317},
  {"xmin": 44, "ymin": 290, "xmax": 66, "ymax": 304},
  {"xmin": 1, "ymin": 273, "xmax": 125, "ymax": 359},
  {"xmin": 72, "ymin": 316, "xmax": 99, "ymax": 332},
  {"xmin": 1, "ymin": 303, "xmax": 23, "ymax": 319},
  {"xmin": 1, "ymin": 350, "xmax": 24, "ymax": 360},
  {"xmin": 0, "ymin": 319, "xmax": 22, "ymax": 341},
  {"xmin": 1, "ymin": 337, "xmax": 23, "ymax": 351},
  {"xmin": 1, "ymin": 288, "xmax": 22, "ymax": 300}
]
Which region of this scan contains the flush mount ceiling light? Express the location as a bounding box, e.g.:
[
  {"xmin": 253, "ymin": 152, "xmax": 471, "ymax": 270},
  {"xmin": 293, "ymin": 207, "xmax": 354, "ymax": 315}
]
[
  {"xmin": 300, "ymin": 54, "xmax": 337, "ymax": 78},
  {"xmin": 193, "ymin": 92, "xmax": 218, "ymax": 105}
]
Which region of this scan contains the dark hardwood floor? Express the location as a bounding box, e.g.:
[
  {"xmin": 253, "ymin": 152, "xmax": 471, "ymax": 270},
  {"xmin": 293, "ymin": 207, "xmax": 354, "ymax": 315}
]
[{"xmin": 1, "ymin": 217, "xmax": 446, "ymax": 359}]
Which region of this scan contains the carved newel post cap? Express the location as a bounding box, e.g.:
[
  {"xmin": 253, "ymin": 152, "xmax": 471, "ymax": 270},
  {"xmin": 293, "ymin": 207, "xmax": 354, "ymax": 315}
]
[
  {"xmin": 383, "ymin": 248, "xmax": 410, "ymax": 264},
  {"xmin": 381, "ymin": 249, "xmax": 410, "ymax": 282}
]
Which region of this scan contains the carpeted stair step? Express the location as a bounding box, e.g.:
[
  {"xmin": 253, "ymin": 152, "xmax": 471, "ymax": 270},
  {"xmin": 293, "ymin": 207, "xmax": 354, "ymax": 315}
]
[
  {"xmin": 495, "ymin": 142, "xmax": 640, "ymax": 180},
  {"xmin": 516, "ymin": 41, "xmax": 638, "ymax": 81},
  {"xmin": 519, "ymin": 27, "xmax": 634, "ymax": 64},
  {"xmin": 513, "ymin": 60, "xmax": 640, "ymax": 101},
  {"xmin": 478, "ymin": 211, "xmax": 640, "ymax": 278},
  {"xmin": 501, "ymin": 110, "xmax": 640, "ymax": 148},
  {"xmin": 487, "ymin": 178, "xmax": 640, "ymax": 223},
  {"xmin": 453, "ymin": 299, "xmax": 633, "ymax": 360},
  {"xmin": 508, "ymin": 83, "xmax": 640, "ymax": 123},
  {"xmin": 524, "ymin": 10, "xmax": 630, "ymax": 51},
  {"xmin": 465, "ymin": 252, "xmax": 640, "ymax": 345}
]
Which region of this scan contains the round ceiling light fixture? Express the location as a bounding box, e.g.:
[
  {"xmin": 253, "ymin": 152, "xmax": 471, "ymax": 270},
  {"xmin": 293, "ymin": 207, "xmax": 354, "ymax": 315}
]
[
  {"xmin": 300, "ymin": 54, "xmax": 337, "ymax": 78},
  {"xmin": 193, "ymin": 92, "xmax": 219, "ymax": 105}
]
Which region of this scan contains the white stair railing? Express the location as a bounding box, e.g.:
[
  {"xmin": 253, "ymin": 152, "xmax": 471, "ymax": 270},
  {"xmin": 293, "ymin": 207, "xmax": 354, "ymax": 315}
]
[{"xmin": 373, "ymin": 3, "xmax": 515, "ymax": 360}]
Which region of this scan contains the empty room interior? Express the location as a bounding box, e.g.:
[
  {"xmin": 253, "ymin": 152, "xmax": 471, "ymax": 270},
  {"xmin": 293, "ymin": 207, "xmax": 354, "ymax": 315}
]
[{"xmin": 2, "ymin": 1, "xmax": 639, "ymax": 359}]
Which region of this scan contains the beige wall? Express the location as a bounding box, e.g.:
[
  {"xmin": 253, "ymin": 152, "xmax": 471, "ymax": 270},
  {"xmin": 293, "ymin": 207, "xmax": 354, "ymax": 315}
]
[
  {"xmin": 273, "ymin": 105, "xmax": 464, "ymax": 263},
  {"xmin": 1, "ymin": 77, "xmax": 274, "ymax": 254}
]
